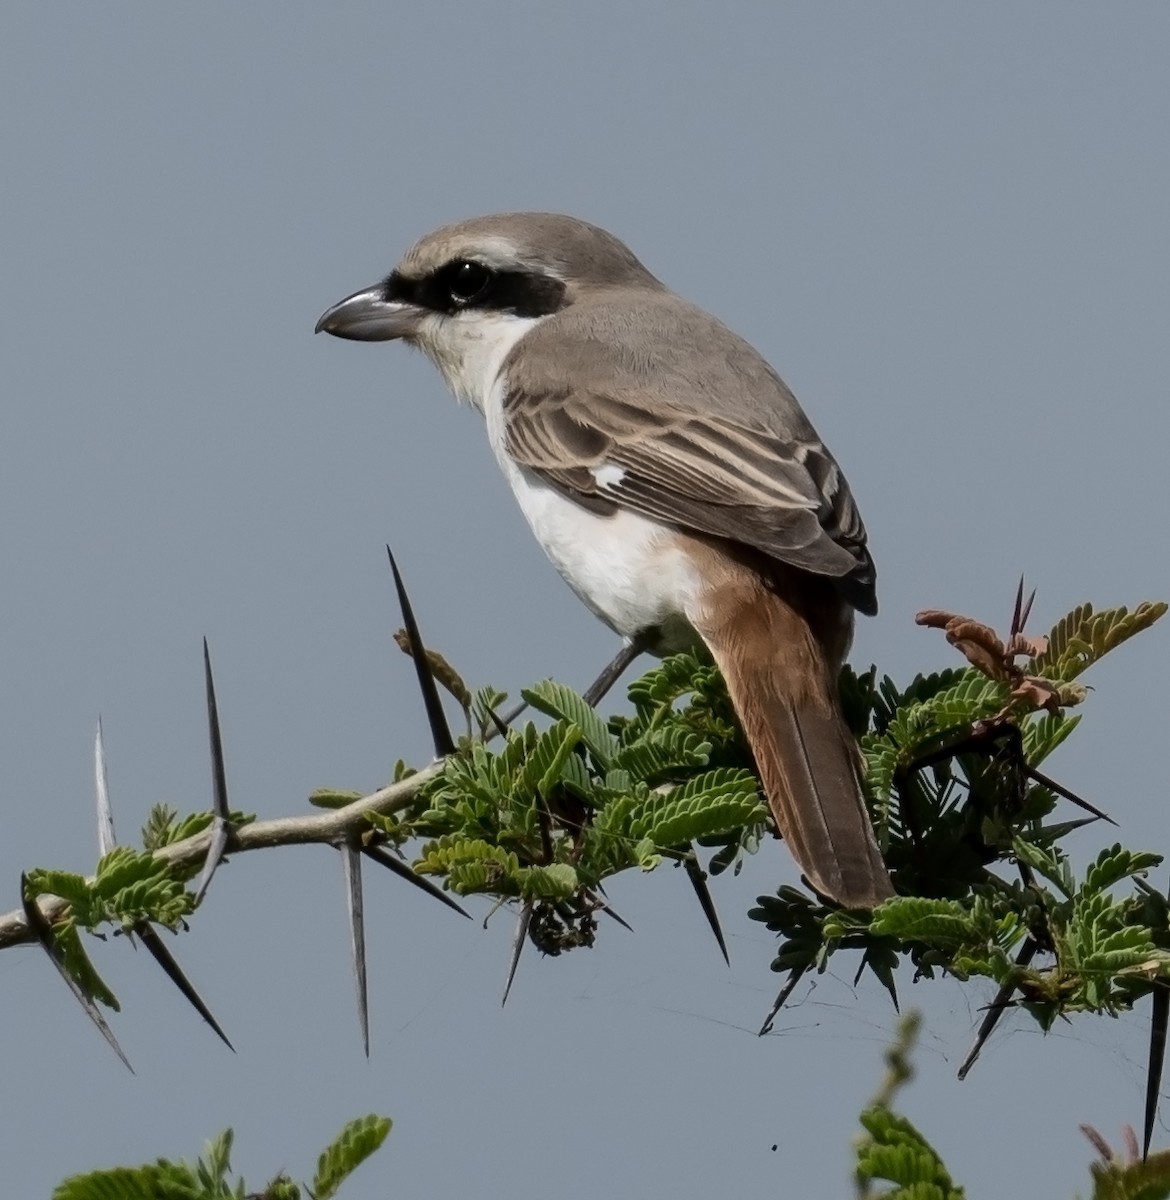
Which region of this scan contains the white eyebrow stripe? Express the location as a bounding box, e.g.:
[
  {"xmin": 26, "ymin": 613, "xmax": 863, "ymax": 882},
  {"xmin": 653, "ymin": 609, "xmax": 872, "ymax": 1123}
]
[{"xmin": 591, "ymin": 463, "xmax": 626, "ymax": 489}]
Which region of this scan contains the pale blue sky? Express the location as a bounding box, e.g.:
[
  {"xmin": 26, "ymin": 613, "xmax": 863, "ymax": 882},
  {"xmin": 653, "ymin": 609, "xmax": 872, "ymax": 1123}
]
[{"xmin": 1, "ymin": 6, "xmax": 1167, "ymax": 1197}]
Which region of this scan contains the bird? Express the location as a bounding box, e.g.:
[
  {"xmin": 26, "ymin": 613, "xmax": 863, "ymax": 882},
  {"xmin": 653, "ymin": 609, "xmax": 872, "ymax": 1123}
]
[{"xmin": 316, "ymin": 213, "xmax": 893, "ymax": 910}]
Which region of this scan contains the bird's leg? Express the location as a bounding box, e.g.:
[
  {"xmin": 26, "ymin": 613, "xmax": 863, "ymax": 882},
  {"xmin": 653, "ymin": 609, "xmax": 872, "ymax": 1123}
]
[
  {"xmin": 582, "ymin": 633, "xmax": 650, "ymax": 707},
  {"xmin": 491, "ymin": 634, "xmax": 649, "ymax": 735}
]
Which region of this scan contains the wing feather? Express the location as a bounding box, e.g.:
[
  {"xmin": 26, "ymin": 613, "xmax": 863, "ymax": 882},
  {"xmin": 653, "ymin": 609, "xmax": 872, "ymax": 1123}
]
[{"xmin": 501, "ymin": 295, "xmax": 877, "ymax": 614}]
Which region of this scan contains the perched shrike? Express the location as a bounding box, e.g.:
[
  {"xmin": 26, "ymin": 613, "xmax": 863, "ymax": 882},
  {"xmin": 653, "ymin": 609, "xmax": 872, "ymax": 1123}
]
[{"xmin": 317, "ymin": 213, "xmax": 893, "ymax": 910}]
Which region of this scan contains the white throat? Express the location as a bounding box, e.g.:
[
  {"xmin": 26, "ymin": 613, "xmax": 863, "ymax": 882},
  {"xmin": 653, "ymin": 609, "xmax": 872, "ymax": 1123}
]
[{"xmin": 414, "ymin": 310, "xmax": 544, "ymax": 411}]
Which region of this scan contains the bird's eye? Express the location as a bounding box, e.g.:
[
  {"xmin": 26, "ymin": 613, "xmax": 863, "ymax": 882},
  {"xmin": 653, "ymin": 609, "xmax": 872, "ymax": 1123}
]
[{"xmin": 444, "ymin": 260, "xmax": 492, "ymax": 305}]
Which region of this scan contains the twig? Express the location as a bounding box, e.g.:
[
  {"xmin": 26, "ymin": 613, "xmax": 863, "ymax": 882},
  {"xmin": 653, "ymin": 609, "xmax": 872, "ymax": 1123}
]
[{"xmin": 0, "ymin": 762, "xmax": 445, "ymax": 950}]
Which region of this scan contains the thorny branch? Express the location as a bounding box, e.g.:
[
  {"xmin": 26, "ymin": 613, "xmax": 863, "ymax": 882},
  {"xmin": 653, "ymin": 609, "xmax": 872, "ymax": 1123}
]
[{"xmin": 0, "ymin": 761, "xmax": 443, "ymax": 950}]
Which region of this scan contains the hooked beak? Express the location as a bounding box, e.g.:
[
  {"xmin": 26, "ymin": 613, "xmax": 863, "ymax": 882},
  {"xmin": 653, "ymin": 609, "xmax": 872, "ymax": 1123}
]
[{"xmin": 314, "ymin": 284, "xmax": 424, "ymax": 341}]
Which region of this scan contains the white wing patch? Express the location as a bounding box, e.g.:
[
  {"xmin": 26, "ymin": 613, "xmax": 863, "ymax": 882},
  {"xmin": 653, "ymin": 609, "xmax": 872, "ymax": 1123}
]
[{"xmin": 591, "ymin": 463, "xmax": 626, "ymax": 490}]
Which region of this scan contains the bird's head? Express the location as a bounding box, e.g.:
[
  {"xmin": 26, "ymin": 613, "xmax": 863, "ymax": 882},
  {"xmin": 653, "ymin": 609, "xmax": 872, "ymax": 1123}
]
[{"xmin": 315, "ymin": 212, "xmax": 661, "ymax": 406}]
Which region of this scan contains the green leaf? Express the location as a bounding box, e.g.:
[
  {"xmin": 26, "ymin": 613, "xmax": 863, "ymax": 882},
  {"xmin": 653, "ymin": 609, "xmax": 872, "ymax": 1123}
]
[
  {"xmin": 93, "ymin": 847, "xmax": 162, "ymax": 898},
  {"xmin": 838, "ymin": 663, "xmax": 878, "ymax": 737},
  {"xmin": 869, "ymin": 898, "xmax": 981, "ymax": 947},
  {"xmin": 559, "ymin": 751, "xmax": 594, "ymax": 802},
  {"xmin": 1082, "ymin": 844, "xmax": 1164, "ymax": 896},
  {"xmin": 1021, "ymin": 711, "xmax": 1080, "ymax": 766},
  {"xmin": 25, "ymin": 869, "xmax": 94, "ymax": 912},
  {"xmin": 416, "ymin": 837, "xmax": 520, "ymax": 893},
  {"xmin": 702, "ymin": 820, "xmax": 764, "ymax": 876},
  {"xmin": 522, "ymin": 679, "xmax": 617, "ymax": 766},
  {"xmin": 53, "ymin": 1164, "xmax": 204, "ymax": 1200},
  {"xmin": 392, "ymin": 758, "xmax": 417, "ymax": 783},
  {"xmin": 150, "ymin": 809, "xmax": 252, "ymax": 849},
  {"xmin": 472, "ymin": 685, "xmax": 509, "ymax": 735},
  {"xmin": 1089, "ymin": 1145, "xmax": 1170, "ymax": 1199},
  {"xmin": 313, "ymin": 1114, "xmax": 392, "ymax": 1200},
  {"xmin": 633, "ymin": 837, "xmax": 661, "ymax": 870},
  {"xmin": 141, "ymin": 804, "xmax": 179, "ymax": 852},
  {"xmin": 200, "ymin": 1128, "xmax": 233, "ymax": 1185},
  {"xmin": 1013, "ymin": 838, "xmax": 1076, "ymax": 898},
  {"xmin": 626, "ymin": 651, "xmax": 713, "ymax": 711},
  {"xmin": 584, "ymin": 786, "xmax": 650, "ymax": 874},
  {"xmin": 877, "ymin": 667, "xmax": 970, "ymax": 721},
  {"xmin": 854, "ymin": 1016, "xmax": 966, "ymax": 1200},
  {"xmin": 863, "ymin": 736, "xmax": 899, "ymax": 806},
  {"xmin": 1032, "ymin": 601, "xmax": 1167, "ymax": 683},
  {"xmin": 519, "ymin": 720, "xmax": 582, "ymax": 797},
  {"xmin": 632, "ymin": 769, "xmax": 763, "ymax": 847},
  {"xmin": 918, "ymin": 671, "xmax": 1007, "ymax": 732},
  {"xmin": 610, "ymin": 726, "xmax": 711, "ymax": 783},
  {"xmin": 55, "ymin": 921, "xmax": 120, "ymax": 1010},
  {"xmin": 308, "ymin": 788, "xmax": 364, "ymax": 809},
  {"xmin": 517, "ymin": 862, "xmax": 579, "ymax": 899}
]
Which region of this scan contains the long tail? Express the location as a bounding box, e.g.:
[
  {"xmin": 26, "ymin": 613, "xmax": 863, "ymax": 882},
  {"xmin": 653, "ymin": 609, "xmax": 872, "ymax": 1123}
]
[{"xmin": 688, "ymin": 558, "xmax": 893, "ymax": 910}]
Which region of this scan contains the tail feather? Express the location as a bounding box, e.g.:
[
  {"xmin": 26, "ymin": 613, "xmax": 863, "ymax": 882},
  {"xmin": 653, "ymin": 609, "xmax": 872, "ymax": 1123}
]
[
  {"xmin": 687, "ymin": 552, "xmax": 893, "ymax": 910},
  {"xmin": 747, "ymin": 690, "xmax": 891, "ymax": 909}
]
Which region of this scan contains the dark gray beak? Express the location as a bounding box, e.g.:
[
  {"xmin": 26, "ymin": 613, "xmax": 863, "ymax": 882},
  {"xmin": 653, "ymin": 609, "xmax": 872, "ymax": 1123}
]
[{"xmin": 315, "ymin": 284, "xmax": 424, "ymax": 341}]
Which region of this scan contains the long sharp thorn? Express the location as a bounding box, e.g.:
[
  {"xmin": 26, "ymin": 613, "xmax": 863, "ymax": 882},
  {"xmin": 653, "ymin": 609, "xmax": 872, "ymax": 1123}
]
[
  {"xmin": 586, "ymin": 889, "xmax": 633, "ymax": 932},
  {"xmin": 1021, "ymin": 764, "xmax": 1117, "ymax": 826},
  {"xmin": 684, "ymin": 850, "xmax": 729, "ymax": 966},
  {"xmin": 758, "ymin": 966, "xmax": 808, "ymax": 1036},
  {"xmin": 957, "ymin": 937, "xmax": 1038, "ymax": 1080},
  {"xmin": 193, "ymin": 818, "xmax": 230, "ymax": 907},
  {"xmin": 135, "ymin": 921, "xmax": 234, "ymax": 1051},
  {"xmin": 340, "ymin": 844, "xmax": 369, "ymax": 1057},
  {"xmin": 203, "ymin": 639, "xmax": 230, "ymax": 822},
  {"xmin": 1020, "ymin": 587, "xmax": 1037, "ymax": 633},
  {"xmin": 1144, "ymin": 980, "xmax": 1169, "ymax": 1159},
  {"xmin": 598, "ymin": 906, "xmax": 634, "ymax": 933},
  {"xmin": 1033, "ymin": 817, "xmax": 1100, "ymax": 841},
  {"xmin": 94, "ymin": 717, "xmax": 116, "ymax": 858},
  {"xmin": 1011, "ymin": 576, "xmax": 1026, "ymax": 637},
  {"xmin": 483, "ymin": 704, "xmax": 510, "ymax": 741},
  {"xmin": 854, "ymin": 949, "xmax": 899, "ymax": 1012},
  {"xmin": 502, "ymin": 900, "xmax": 533, "ymax": 1006},
  {"xmin": 194, "ymin": 639, "xmax": 233, "ymax": 904},
  {"xmin": 582, "ymin": 635, "xmax": 647, "ymax": 707},
  {"xmin": 362, "ymin": 843, "xmax": 471, "ymax": 918},
  {"xmin": 386, "ymin": 546, "xmax": 456, "ymax": 758},
  {"xmin": 21, "ymin": 874, "xmax": 133, "ymax": 1072}
]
